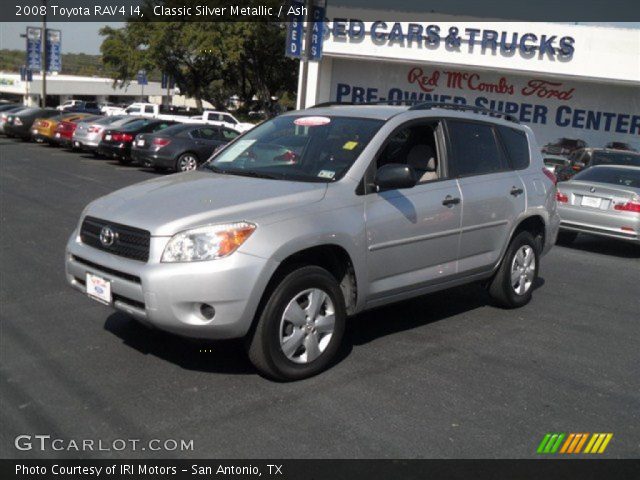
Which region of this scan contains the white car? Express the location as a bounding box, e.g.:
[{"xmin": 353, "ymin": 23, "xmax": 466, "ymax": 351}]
[{"xmin": 56, "ymin": 100, "xmax": 82, "ymax": 111}]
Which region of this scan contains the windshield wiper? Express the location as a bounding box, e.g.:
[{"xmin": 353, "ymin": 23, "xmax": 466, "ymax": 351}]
[{"xmin": 204, "ymin": 164, "xmax": 280, "ymax": 180}]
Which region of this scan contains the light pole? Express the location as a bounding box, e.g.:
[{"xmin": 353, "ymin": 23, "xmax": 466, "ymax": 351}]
[{"xmin": 41, "ymin": 0, "xmax": 47, "ymax": 107}]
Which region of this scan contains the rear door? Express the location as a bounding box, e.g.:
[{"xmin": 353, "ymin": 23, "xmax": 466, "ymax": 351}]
[
  {"xmin": 446, "ymin": 119, "xmax": 526, "ymax": 273},
  {"xmin": 192, "ymin": 127, "xmax": 223, "ymax": 158}
]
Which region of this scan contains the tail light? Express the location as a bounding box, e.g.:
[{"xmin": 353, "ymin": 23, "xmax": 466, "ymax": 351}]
[
  {"xmin": 111, "ymin": 132, "xmax": 134, "ymax": 142},
  {"xmin": 556, "ymin": 191, "xmax": 568, "ymax": 203},
  {"xmin": 152, "ymin": 137, "xmax": 171, "ymax": 147},
  {"xmin": 614, "ymin": 199, "xmax": 640, "ymax": 213},
  {"xmin": 542, "ymin": 168, "xmax": 557, "ymax": 185}
]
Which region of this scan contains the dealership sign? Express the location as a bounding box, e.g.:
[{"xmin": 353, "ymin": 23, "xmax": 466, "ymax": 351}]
[
  {"xmin": 25, "ymin": 26, "xmax": 42, "ymax": 71},
  {"xmin": 326, "ymin": 21, "xmax": 575, "ymax": 59},
  {"xmin": 330, "ymin": 59, "xmax": 640, "ymax": 148}
]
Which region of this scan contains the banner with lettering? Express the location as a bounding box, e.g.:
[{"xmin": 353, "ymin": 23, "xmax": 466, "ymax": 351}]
[{"xmin": 329, "ymin": 58, "xmax": 640, "ymax": 151}]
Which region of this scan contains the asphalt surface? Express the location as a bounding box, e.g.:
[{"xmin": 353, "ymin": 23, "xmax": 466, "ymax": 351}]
[{"xmin": 1, "ymin": 137, "xmax": 639, "ymax": 459}]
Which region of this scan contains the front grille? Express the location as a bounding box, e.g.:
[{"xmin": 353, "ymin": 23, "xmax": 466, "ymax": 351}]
[
  {"xmin": 80, "ymin": 216, "xmax": 150, "ymax": 262},
  {"xmin": 71, "ymin": 255, "xmax": 142, "ymax": 283}
]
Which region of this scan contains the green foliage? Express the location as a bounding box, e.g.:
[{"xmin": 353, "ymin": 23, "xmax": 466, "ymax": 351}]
[
  {"xmin": 0, "ymin": 49, "xmax": 117, "ymax": 78},
  {"xmin": 99, "ymin": 18, "xmax": 298, "ymax": 109}
]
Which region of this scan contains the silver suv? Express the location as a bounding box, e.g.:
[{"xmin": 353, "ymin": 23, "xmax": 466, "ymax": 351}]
[{"xmin": 65, "ymin": 103, "xmax": 560, "ymax": 380}]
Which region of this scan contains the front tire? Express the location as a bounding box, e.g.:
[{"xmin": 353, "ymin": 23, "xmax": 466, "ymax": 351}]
[
  {"xmin": 247, "ymin": 266, "xmax": 346, "ymax": 381},
  {"xmin": 489, "ymin": 231, "xmax": 539, "ymax": 309}
]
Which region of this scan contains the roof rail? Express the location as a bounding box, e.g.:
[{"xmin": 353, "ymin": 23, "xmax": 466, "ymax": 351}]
[
  {"xmin": 309, "ymin": 99, "xmax": 418, "ymax": 109},
  {"xmin": 408, "ymin": 102, "xmax": 520, "ymax": 123}
]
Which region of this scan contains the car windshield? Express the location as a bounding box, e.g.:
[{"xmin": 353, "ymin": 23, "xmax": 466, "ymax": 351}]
[
  {"xmin": 205, "ymin": 115, "xmax": 383, "ymax": 182},
  {"xmin": 591, "ymin": 151, "xmax": 640, "ymax": 167},
  {"xmin": 573, "ymin": 167, "xmax": 640, "ymax": 188}
]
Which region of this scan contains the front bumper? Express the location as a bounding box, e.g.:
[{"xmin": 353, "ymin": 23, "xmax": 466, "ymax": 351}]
[{"xmin": 65, "ymin": 230, "xmax": 278, "ymax": 339}]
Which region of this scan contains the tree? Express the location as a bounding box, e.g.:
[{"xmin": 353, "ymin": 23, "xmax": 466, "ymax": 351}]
[{"xmin": 100, "ymin": 18, "xmax": 298, "ymax": 110}]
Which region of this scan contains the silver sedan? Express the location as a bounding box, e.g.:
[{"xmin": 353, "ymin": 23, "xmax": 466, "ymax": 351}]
[{"xmin": 556, "ymin": 165, "xmax": 640, "ymax": 244}]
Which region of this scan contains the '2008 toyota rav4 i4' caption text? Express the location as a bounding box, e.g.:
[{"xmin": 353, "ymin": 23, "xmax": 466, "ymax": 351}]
[{"xmin": 66, "ymin": 103, "xmax": 560, "ymax": 381}]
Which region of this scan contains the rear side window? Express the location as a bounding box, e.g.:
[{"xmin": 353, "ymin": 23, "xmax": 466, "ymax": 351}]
[
  {"xmin": 447, "ymin": 121, "xmax": 507, "ymax": 177},
  {"xmin": 144, "ymin": 105, "xmax": 155, "ymax": 114},
  {"xmin": 221, "ymin": 128, "xmax": 239, "ymax": 140},
  {"xmin": 498, "ymin": 126, "xmax": 530, "ymax": 170}
]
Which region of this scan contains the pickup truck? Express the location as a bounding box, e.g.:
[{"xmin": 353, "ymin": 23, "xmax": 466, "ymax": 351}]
[
  {"xmin": 198, "ymin": 110, "xmax": 255, "ymax": 132},
  {"xmin": 107, "ymin": 103, "xmax": 255, "ymax": 132}
]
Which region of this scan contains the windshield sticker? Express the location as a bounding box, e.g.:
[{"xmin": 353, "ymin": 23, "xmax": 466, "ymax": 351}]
[
  {"xmin": 318, "ymin": 170, "xmax": 335, "ymax": 179},
  {"xmin": 214, "ymin": 139, "xmax": 256, "ymax": 162},
  {"xmin": 294, "ymin": 116, "xmax": 331, "ymax": 127},
  {"xmin": 342, "ymin": 141, "xmax": 359, "ymax": 150}
]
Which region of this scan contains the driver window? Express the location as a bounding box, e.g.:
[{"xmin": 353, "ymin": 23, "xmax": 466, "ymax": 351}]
[{"xmin": 377, "ymin": 123, "xmax": 440, "ymax": 183}]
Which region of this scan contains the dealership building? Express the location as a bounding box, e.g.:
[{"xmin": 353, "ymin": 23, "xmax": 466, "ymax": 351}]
[
  {"xmin": 298, "ymin": 15, "xmax": 640, "ymax": 149},
  {"xmin": 0, "ymin": 72, "xmax": 166, "ymax": 107}
]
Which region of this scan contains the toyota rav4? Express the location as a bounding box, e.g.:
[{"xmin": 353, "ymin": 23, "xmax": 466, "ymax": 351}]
[{"xmin": 65, "ymin": 103, "xmax": 560, "ymax": 380}]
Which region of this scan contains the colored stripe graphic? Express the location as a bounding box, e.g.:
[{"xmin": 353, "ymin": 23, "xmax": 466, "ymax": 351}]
[{"xmin": 539, "ymin": 433, "xmax": 613, "ymax": 454}]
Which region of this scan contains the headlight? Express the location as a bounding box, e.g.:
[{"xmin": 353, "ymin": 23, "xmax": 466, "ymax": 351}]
[{"xmin": 161, "ymin": 222, "xmax": 256, "ymax": 262}]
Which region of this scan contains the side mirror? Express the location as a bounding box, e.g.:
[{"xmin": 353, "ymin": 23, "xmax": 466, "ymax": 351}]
[{"xmin": 374, "ymin": 163, "xmax": 417, "ymax": 192}]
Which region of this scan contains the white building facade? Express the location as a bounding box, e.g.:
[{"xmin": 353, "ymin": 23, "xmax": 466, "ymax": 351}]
[{"xmin": 299, "ymin": 18, "xmax": 640, "ymax": 149}]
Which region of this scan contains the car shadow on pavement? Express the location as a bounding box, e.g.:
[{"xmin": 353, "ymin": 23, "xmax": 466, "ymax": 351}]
[
  {"xmin": 345, "ymin": 279, "xmax": 544, "ymax": 346},
  {"xmin": 103, "ymin": 312, "xmax": 255, "ymax": 375},
  {"xmin": 560, "ymin": 235, "xmax": 640, "ymax": 259},
  {"xmin": 103, "ymin": 279, "xmax": 545, "ymax": 376}
]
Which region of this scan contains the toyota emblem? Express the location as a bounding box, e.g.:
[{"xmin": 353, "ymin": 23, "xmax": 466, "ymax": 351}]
[{"xmin": 99, "ymin": 226, "xmax": 117, "ymax": 247}]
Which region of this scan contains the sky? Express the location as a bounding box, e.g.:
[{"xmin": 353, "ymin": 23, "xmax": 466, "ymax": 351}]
[{"xmin": 1, "ymin": 21, "xmax": 638, "ymax": 55}]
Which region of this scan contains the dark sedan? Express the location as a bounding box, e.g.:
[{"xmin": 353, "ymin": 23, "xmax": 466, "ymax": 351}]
[
  {"xmin": 556, "ymin": 148, "xmax": 640, "ymax": 181},
  {"xmin": 131, "ymin": 124, "xmax": 240, "ymax": 172},
  {"xmin": 3, "ymin": 108, "xmax": 59, "ymax": 140},
  {"xmin": 97, "ymin": 119, "xmax": 176, "ymax": 164}
]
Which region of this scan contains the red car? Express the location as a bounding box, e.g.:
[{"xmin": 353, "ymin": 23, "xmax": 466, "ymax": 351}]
[{"xmin": 53, "ymin": 115, "xmax": 102, "ymax": 148}]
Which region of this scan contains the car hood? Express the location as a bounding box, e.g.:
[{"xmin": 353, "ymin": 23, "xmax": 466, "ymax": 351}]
[{"xmin": 85, "ymin": 170, "xmax": 327, "ymax": 236}]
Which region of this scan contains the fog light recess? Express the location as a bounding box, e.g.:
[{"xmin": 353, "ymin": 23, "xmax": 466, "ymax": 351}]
[{"xmin": 200, "ymin": 304, "xmax": 216, "ymax": 320}]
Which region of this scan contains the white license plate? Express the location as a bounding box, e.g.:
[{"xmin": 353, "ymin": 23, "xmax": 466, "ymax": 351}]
[
  {"xmin": 32, "ymin": 129, "xmax": 38, "ymax": 134},
  {"xmin": 55, "ymin": 132, "xmax": 61, "ymax": 138},
  {"xmin": 73, "ymin": 141, "xmax": 80, "ymax": 147},
  {"xmin": 105, "ymin": 134, "xmax": 112, "ymax": 141},
  {"xmin": 86, "ymin": 273, "xmax": 112, "ymax": 304},
  {"xmin": 581, "ymin": 196, "xmax": 602, "ymax": 208},
  {"xmin": 137, "ymin": 139, "xmax": 145, "ymax": 146}
]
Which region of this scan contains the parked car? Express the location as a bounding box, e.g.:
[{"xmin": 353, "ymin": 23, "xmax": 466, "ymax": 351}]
[
  {"xmin": 543, "ymin": 155, "xmax": 570, "ymax": 174},
  {"xmin": 57, "ymin": 99, "xmax": 83, "ymax": 111},
  {"xmin": 198, "ymin": 110, "xmax": 255, "ymax": 132},
  {"xmin": 64, "ymin": 101, "xmax": 103, "ymax": 115},
  {"xmin": 53, "ymin": 115, "xmax": 103, "ymax": 148},
  {"xmin": 604, "ymin": 141, "xmax": 637, "ymax": 152},
  {"xmin": 65, "ymin": 103, "xmax": 559, "ymax": 380},
  {"xmin": 31, "ymin": 112, "xmax": 94, "ymax": 144},
  {"xmin": 0, "ymin": 103, "xmax": 21, "ymax": 113},
  {"xmin": 97, "ymin": 118, "xmax": 177, "ymax": 163},
  {"xmin": 0, "ymin": 106, "xmax": 28, "ymax": 134},
  {"xmin": 541, "ymin": 138, "xmax": 587, "ymax": 157},
  {"xmin": 3, "ymin": 108, "xmax": 58, "ymax": 140},
  {"xmin": 556, "ymin": 148, "xmax": 640, "ymax": 181},
  {"xmin": 556, "ymin": 165, "xmax": 640, "ymax": 245},
  {"xmin": 131, "ymin": 123, "xmax": 240, "ymax": 172},
  {"xmin": 72, "ymin": 115, "xmax": 138, "ymax": 154}
]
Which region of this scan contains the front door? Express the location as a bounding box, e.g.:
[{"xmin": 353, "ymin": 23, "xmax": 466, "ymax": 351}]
[{"xmin": 364, "ymin": 121, "xmax": 462, "ymax": 302}]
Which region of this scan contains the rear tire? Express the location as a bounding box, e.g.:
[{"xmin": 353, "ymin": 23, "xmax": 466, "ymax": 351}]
[
  {"xmin": 556, "ymin": 231, "xmax": 578, "ymax": 245},
  {"xmin": 489, "ymin": 231, "xmax": 539, "ymax": 309},
  {"xmin": 247, "ymin": 266, "xmax": 346, "ymax": 381},
  {"xmin": 176, "ymin": 153, "xmax": 199, "ymax": 172}
]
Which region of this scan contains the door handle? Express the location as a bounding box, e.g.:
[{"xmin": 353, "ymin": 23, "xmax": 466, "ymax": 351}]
[
  {"xmin": 442, "ymin": 195, "xmax": 460, "ymax": 207},
  {"xmin": 510, "ymin": 186, "xmax": 524, "ymax": 196}
]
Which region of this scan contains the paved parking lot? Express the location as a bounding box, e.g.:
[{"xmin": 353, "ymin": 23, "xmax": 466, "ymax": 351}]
[{"xmin": 1, "ymin": 137, "xmax": 639, "ymax": 459}]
